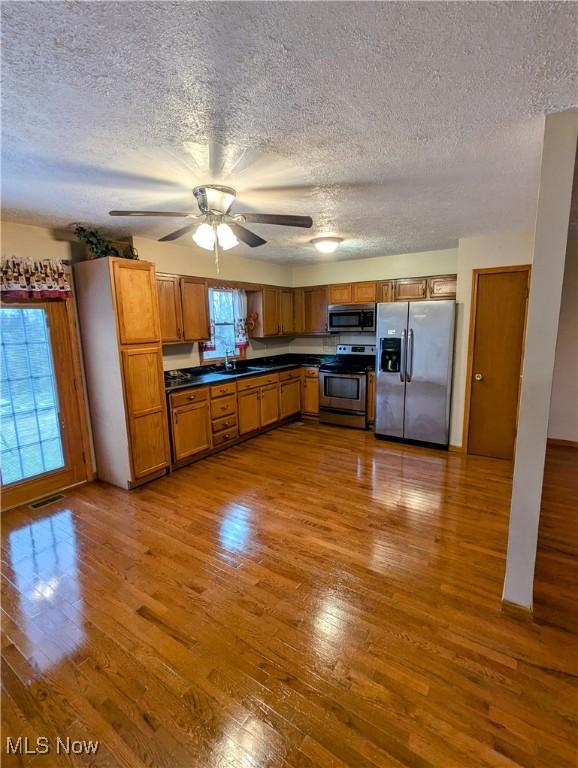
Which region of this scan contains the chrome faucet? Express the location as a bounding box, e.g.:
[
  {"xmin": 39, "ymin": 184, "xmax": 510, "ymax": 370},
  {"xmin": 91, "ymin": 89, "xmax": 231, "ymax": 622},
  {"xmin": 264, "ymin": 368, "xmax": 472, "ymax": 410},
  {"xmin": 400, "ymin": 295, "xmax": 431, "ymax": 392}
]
[{"xmin": 224, "ymin": 349, "xmax": 236, "ymax": 371}]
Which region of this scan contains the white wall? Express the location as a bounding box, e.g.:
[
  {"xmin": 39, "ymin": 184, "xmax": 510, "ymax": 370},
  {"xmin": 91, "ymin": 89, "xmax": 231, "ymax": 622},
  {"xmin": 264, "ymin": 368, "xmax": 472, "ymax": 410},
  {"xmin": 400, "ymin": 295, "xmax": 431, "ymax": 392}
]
[
  {"xmin": 292, "ymin": 248, "xmax": 457, "ymax": 287},
  {"xmin": 548, "ymin": 239, "xmax": 578, "ymax": 442},
  {"xmin": 450, "ymin": 231, "xmax": 535, "ymax": 446},
  {"xmin": 503, "ymin": 109, "xmax": 577, "ymax": 609}
]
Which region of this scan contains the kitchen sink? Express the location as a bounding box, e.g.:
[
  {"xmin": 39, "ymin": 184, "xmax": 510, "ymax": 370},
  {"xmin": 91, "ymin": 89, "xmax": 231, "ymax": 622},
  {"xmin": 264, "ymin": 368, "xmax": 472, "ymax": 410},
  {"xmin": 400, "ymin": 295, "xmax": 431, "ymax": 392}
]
[{"xmin": 213, "ymin": 366, "xmax": 268, "ymax": 377}]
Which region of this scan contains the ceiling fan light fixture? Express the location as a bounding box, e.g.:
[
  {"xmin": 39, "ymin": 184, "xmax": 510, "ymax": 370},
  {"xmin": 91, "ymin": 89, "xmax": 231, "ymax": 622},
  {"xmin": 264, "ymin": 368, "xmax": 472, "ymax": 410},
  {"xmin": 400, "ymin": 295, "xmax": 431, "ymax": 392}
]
[
  {"xmin": 312, "ymin": 237, "xmax": 342, "ymax": 254},
  {"xmin": 192, "ymin": 222, "xmax": 215, "ymax": 250},
  {"xmin": 216, "ymin": 223, "xmax": 239, "ymax": 251}
]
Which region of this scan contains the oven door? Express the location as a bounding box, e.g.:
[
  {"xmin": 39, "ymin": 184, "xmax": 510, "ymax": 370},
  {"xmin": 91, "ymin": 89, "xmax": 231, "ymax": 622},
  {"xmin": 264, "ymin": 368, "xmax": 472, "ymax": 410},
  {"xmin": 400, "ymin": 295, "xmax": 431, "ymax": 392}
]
[
  {"xmin": 327, "ymin": 304, "xmax": 376, "ymax": 333},
  {"xmin": 319, "ymin": 371, "xmax": 367, "ymax": 412}
]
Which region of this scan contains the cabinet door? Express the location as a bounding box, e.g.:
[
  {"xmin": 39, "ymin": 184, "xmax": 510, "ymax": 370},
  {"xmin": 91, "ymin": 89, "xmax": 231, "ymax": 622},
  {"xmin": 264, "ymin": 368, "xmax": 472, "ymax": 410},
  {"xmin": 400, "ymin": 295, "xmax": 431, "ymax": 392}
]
[
  {"xmin": 378, "ymin": 280, "xmax": 394, "ymax": 302},
  {"xmin": 367, "ymin": 371, "xmax": 376, "ymax": 424},
  {"xmin": 262, "ymin": 287, "xmax": 280, "ymax": 336},
  {"xmin": 172, "ymin": 402, "xmax": 211, "ymax": 461},
  {"xmin": 351, "ymin": 281, "xmax": 377, "ymax": 303},
  {"xmin": 113, "ymin": 260, "xmax": 160, "ymax": 344},
  {"xmin": 260, "ymin": 384, "xmax": 280, "ymax": 427},
  {"xmin": 303, "ymin": 287, "xmax": 328, "ymax": 334},
  {"xmin": 395, "ymin": 277, "xmax": 427, "ymax": 301},
  {"xmin": 238, "ymin": 390, "xmax": 261, "ymax": 434},
  {"xmin": 329, "ymin": 284, "xmax": 352, "ymax": 304},
  {"xmin": 279, "ymin": 289, "xmax": 294, "ymax": 335},
  {"xmin": 280, "ymin": 379, "xmax": 301, "ymax": 418},
  {"xmin": 302, "ymin": 376, "xmax": 319, "ymax": 415},
  {"xmin": 156, "ymin": 275, "xmax": 183, "ymax": 343},
  {"xmin": 180, "ymin": 278, "xmax": 210, "ymax": 341},
  {"xmin": 122, "ymin": 347, "xmax": 169, "ymax": 478},
  {"xmin": 428, "ymin": 274, "xmax": 457, "ymax": 299},
  {"xmin": 293, "ymin": 288, "xmax": 305, "ymax": 333}
]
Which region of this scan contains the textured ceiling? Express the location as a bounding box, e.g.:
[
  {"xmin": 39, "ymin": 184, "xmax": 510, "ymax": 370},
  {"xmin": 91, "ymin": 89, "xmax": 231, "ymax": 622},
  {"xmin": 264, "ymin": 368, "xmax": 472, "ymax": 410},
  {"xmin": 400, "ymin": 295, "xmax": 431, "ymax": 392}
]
[{"xmin": 2, "ymin": 2, "xmax": 577, "ymax": 263}]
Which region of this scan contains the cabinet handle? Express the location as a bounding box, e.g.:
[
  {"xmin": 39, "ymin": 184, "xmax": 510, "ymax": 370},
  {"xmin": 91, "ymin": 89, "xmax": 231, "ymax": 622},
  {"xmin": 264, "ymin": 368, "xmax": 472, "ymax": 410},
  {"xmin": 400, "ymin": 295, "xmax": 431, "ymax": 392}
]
[
  {"xmin": 224, "ymin": 433, "xmax": 230, "ymax": 439},
  {"xmin": 177, "ymin": 327, "xmax": 182, "ymax": 339},
  {"xmin": 175, "ymin": 412, "xmax": 179, "ymax": 424},
  {"xmin": 219, "ymin": 388, "xmax": 227, "ymax": 393},
  {"xmin": 221, "ymin": 405, "xmax": 228, "ymax": 411},
  {"xmin": 223, "ymin": 421, "xmax": 230, "ymax": 426},
  {"xmin": 187, "ymin": 395, "xmax": 196, "ymax": 401}
]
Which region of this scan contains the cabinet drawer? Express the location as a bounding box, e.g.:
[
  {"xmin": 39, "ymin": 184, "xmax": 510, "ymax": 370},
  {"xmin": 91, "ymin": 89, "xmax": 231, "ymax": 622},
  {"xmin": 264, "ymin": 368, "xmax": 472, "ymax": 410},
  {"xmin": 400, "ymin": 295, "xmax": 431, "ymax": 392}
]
[
  {"xmin": 212, "ymin": 414, "xmax": 238, "ymax": 434},
  {"xmin": 302, "ymin": 367, "xmax": 319, "ymax": 378},
  {"xmin": 210, "ymin": 381, "xmax": 237, "ymax": 399},
  {"xmin": 212, "ymin": 428, "xmax": 239, "ymax": 447},
  {"xmin": 210, "ymin": 395, "xmax": 237, "ymax": 419},
  {"xmin": 279, "ymin": 368, "xmax": 302, "ymax": 382},
  {"xmin": 236, "ymin": 373, "xmax": 280, "ymax": 391},
  {"xmin": 170, "ymin": 387, "xmax": 208, "ymax": 408}
]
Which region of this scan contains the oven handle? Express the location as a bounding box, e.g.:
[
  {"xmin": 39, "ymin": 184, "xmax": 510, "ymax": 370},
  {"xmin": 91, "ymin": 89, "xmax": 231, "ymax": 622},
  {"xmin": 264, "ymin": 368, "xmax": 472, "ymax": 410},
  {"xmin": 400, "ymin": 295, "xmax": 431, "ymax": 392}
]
[{"xmin": 400, "ymin": 329, "xmax": 407, "ymax": 382}]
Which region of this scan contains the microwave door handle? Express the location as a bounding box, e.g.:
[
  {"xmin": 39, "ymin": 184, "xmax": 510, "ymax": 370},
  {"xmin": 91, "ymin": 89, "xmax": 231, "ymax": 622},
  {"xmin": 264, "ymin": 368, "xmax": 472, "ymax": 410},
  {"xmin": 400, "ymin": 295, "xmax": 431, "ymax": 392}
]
[
  {"xmin": 400, "ymin": 329, "xmax": 406, "ymax": 382},
  {"xmin": 407, "ymin": 328, "xmax": 414, "ymax": 382}
]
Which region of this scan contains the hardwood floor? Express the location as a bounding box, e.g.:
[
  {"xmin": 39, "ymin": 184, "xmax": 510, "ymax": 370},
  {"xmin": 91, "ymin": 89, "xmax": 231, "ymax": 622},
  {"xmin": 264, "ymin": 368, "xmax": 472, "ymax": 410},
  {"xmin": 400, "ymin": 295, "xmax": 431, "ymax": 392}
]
[{"xmin": 1, "ymin": 423, "xmax": 577, "ymax": 768}]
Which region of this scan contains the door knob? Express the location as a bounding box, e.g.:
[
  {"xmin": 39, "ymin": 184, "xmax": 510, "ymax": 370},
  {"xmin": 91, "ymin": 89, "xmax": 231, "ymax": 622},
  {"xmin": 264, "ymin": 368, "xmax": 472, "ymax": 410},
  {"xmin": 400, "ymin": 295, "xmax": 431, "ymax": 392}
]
[{"xmin": 474, "ymin": 373, "xmax": 483, "ymax": 381}]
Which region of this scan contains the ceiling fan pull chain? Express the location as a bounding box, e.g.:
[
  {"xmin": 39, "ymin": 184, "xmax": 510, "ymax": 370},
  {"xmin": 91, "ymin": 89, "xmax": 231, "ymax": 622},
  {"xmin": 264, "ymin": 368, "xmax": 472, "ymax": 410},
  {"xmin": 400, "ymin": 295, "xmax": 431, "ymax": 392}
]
[{"xmin": 213, "ymin": 223, "xmax": 220, "ymax": 274}]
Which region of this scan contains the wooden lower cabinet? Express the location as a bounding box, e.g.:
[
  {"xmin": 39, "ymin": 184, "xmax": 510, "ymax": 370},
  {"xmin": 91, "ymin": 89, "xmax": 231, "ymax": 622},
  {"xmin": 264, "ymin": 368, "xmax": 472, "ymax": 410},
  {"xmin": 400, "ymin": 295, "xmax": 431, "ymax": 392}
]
[
  {"xmin": 302, "ymin": 375, "xmax": 319, "ymax": 415},
  {"xmin": 367, "ymin": 371, "xmax": 376, "ymax": 425},
  {"xmin": 238, "ymin": 389, "xmax": 261, "ymax": 435},
  {"xmin": 261, "ymin": 383, "xmax": 280, "ymax": 427},
  {"xmin": 172, "ymin": 401, "xmax": 212, "ymax": 462},
  {"xmin": 280, "ymin": 379, "xmax": 301, "ymax": 418}
]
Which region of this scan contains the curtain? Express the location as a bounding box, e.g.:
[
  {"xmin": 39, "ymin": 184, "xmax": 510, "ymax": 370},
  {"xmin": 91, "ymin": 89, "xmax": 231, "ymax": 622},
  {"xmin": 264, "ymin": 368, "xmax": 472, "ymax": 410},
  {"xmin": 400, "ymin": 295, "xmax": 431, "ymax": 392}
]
[
  {"xmin": 233, "ymin": 289, "xmax": 249, "ymax": 350},
  {"xmin": 199, "ymin": 287, "xmax": 218, "ymax": 351},
  {"xmin": 1, "ymin": 258, "xmax": 72, "ymax": 300}
]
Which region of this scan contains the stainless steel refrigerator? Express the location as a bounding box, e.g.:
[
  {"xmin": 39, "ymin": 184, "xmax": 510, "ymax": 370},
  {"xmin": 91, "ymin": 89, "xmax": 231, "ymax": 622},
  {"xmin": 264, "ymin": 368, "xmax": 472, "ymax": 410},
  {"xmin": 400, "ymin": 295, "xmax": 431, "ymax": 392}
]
[{"xmin": 375, "ymin": 300, "xmax": 455, "ymax": 446}]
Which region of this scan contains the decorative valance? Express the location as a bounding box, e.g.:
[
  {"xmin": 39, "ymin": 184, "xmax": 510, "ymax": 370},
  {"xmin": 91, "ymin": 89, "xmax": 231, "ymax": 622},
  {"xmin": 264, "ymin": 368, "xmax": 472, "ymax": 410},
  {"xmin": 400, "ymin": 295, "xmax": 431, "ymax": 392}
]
[{"xmin": 1, "ymin": 257, "xmax": 72, "ymax": 300}]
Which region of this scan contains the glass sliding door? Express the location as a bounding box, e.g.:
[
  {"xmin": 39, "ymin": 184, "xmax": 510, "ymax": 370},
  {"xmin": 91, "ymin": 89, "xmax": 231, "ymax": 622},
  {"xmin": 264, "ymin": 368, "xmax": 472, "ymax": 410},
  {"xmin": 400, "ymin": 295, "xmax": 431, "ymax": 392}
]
[{"xmin": 1, "ymin": 302, "xmax": 88, "ymax": 509}]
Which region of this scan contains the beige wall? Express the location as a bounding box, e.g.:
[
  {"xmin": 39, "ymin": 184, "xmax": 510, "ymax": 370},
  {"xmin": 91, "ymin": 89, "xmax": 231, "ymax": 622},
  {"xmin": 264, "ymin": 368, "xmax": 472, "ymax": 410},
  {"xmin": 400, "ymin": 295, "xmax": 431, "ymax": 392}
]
[
  {"xmin": 1, "ymin": 220, "xmax": 74, "ymax": 262},
  {"xmin": 450, "ymin": 230, "xmax": 535, "ymax": 446},
  {"xmin": 292, "ymin": 248, "xmax": 457, "ymax": 287},
  {"xmin": 548, "ymin": 239, "xmax": 578, "ymax": 442}
]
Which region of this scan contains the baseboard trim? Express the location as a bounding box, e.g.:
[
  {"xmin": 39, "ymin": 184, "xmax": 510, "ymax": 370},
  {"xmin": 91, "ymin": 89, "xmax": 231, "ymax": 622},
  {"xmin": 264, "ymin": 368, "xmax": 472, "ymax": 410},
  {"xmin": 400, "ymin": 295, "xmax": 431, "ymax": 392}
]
[
  {"xmin": 501, "ymin": 599, "xmax": 533, "ymax": 621},
  {"xmin": 448, "ymin": 444, "xmax": 465, "ymax": 453},
  {"xmin": 547, "ymin": 437, "xmax": 578, "ymax": 449}
]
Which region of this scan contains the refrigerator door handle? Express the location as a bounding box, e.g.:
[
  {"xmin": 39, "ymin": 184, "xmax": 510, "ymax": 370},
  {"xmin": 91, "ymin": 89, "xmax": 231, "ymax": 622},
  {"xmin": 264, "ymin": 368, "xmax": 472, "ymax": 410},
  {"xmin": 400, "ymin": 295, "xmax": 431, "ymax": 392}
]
[
  {"xmin": 400, "ymin": 329, "xmax": 407, "ymax": 382},
  {"xmin": 406, "ymin": 328, "xmax": 414, "ymax": 382}
]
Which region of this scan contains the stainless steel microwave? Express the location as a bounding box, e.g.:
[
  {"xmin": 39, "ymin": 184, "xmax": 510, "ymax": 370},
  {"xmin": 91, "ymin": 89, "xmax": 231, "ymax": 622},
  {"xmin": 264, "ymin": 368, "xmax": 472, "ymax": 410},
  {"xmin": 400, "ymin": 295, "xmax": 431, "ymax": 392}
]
[{"xmin": 327, "ymin": 303, "xmax": 376, "ymax": 333}]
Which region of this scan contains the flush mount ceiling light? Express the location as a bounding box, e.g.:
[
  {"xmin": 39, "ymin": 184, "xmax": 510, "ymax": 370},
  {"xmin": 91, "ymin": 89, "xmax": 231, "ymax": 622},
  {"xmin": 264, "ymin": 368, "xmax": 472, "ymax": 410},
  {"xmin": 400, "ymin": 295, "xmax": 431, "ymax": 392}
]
[{"xmin": 311, "ymin": 237, "xmax": 343, "ymax": 254}]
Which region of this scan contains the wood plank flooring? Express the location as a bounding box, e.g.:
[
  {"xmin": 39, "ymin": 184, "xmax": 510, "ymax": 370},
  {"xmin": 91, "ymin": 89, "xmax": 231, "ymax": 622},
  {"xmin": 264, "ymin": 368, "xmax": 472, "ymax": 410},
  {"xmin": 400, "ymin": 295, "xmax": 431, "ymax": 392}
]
[{"xmin": 1, "ymin": 423, "xmax": 577, "ymax": 768}]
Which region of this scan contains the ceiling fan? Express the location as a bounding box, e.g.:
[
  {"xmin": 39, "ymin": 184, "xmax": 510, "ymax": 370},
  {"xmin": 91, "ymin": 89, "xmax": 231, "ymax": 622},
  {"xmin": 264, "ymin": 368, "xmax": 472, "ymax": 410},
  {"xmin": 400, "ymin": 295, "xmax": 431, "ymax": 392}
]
[{"xmin": 109, "ymin": 185, "xmax": 313, "ymax": 251}]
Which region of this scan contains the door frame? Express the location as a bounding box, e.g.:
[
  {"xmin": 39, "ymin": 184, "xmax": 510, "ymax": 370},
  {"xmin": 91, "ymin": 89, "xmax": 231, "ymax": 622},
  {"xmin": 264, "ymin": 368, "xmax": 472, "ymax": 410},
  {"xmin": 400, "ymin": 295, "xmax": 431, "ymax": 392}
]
[
  {"xmin": 462, "ymin": 265, "xmax": 531, "ymax": 454},
  {"xmin": 1, "ymin": 298, "xmax": 93, "ymax": 511}
]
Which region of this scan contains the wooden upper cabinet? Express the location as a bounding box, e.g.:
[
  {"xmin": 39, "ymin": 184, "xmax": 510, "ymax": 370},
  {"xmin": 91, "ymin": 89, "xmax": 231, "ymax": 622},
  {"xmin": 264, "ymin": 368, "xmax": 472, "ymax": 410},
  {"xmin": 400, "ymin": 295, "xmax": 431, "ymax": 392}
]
[
  {"xmin": 260, "ymin": 383, "xmax": 280, "ymax": 427},
  {"xmin": 293, "ymin": 288, "xmax": 305, "ymax": 333},
  {"xmin": 156, "ymin": 274, "xmax": 183, "ymax": 343},
  {"xmin": 279, "ymin": 289, "xmax": 294, "ymax": 335},
  {"xmin": 303, "ymin": 286, "xmax": 328, "ymax": 334},
  {"xmin": 112, "ymin": 260, "xmax": 160, "ymax": 345},
  {"xmin": 238, "ymin": 389, "xmax": 261, "ymax": 434},
  {"xmin": 262, "ymin": 287, "xmax": 280, "ymax": 336},
  {"xmin": 351, "ymin": 281, "xmax": 377, "ymax": 303},
  {"xmin": 329, "ymin": 284, "xmax": 352, "ymax": 304},
  {"xmin": 394, "ymin": 277, "xmax": 427, "ymax": 302},
  {"xmin": 428, "ymin": 274, "xmax": 457, "ymax": 300},
  {"xmin": 180, "ymin": 278, "xmax": 210, "ymax": 341},
  {"xmin": 378, "ymin": 280, "xmax": 394, "ymax": 302},
  {"xmin": 172, "ymin": 401, "xmax": 211, "ymax": 461}
]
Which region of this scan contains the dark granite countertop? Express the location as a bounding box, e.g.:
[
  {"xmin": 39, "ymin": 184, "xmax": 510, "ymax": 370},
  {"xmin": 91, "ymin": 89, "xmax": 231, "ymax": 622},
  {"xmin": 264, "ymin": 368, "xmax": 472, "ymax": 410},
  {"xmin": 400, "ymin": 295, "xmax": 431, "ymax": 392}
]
[{"xmin": 164, "ymin": 354, "xmax": 334, "ymax": 393}]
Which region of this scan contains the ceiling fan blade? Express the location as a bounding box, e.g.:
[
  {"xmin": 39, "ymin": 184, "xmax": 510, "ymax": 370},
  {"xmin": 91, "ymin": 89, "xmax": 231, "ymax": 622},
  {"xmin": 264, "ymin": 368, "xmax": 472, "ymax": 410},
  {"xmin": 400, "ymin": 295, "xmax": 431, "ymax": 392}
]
[
  {"xmin": 109, "ymin": 210, "xmax": 194, "ymax": 217},
  {"xmin": 240, "ymin": 213, "xmax": 312, "ymax": 228},
  {"xmin": 228, "ymin": 222, "xmax": 267, "ymax": 247},
  {"xmin": 158, "ymin": 223, "xmax": 199, "ymax": 242}
]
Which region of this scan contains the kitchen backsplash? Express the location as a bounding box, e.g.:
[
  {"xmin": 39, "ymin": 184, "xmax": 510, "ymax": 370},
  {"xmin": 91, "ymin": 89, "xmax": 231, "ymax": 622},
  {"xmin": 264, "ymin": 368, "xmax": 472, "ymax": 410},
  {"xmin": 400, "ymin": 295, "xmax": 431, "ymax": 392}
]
[{"xmin": 162, "ymin": 333, "xmax": 376, "ymax": 371}]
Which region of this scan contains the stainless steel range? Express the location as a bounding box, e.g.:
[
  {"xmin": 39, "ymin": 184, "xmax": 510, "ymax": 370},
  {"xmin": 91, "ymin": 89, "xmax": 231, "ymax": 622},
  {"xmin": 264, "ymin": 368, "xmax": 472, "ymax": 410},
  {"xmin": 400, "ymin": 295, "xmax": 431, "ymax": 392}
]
[{"xmin": 319, "ymin": 344, "xmax": 376, "ymax": 429}]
